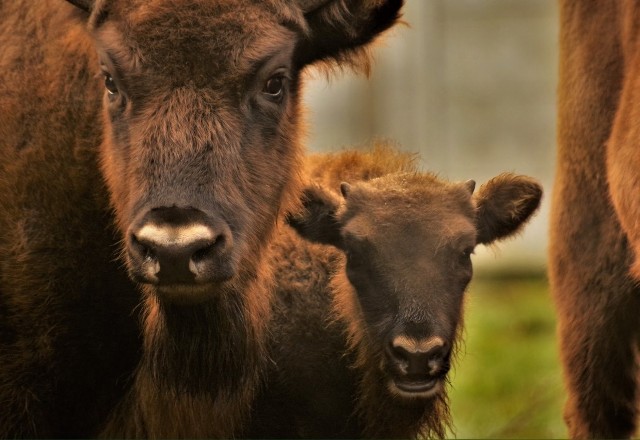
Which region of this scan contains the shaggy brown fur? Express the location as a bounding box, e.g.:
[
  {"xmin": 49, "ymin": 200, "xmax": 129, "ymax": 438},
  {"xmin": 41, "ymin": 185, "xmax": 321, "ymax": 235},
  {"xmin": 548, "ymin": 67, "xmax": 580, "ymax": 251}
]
[
  {"xmin": 0, "ymin": 0, "xmax": 403, "ymax": 437},
  {"xmin": 248, "ymin": 147, "xmax": 543, "ymax": 438},
  {"xmin": 550, "ymin": 1, "xmax": 640, "ymax": 438},
  {"xmin": 305, "ymin": 141, "xmax": 420, "ymax": 189}
]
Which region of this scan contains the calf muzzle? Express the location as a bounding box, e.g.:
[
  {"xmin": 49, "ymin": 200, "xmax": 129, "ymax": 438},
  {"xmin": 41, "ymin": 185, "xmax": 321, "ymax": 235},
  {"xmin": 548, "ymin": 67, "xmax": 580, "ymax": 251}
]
[{"xmin": 385, "ymin": 335, "xmax": 450, "ymax": 399}]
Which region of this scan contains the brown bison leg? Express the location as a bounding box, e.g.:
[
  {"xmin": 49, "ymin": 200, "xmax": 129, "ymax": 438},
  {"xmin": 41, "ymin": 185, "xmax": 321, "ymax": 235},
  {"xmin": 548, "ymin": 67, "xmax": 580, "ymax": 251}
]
[
  {"xmin": 559, "ymin": 311, "xmax": 637, "ymax": 438},
  {"xmin": 551, "ymin": 248, "xmax": 640, "ymax": 438}
]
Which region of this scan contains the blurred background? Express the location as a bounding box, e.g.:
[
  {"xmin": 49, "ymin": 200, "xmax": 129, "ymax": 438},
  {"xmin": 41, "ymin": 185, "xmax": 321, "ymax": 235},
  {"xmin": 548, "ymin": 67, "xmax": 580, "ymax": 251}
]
[{"xmin": 302, "ymin": 0, "xmax": 563, "ymax": 437}]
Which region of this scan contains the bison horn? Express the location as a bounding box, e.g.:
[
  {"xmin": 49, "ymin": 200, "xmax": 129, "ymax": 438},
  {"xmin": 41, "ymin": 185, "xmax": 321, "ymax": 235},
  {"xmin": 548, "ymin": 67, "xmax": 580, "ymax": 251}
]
[
  {"xmin": 296, "ymin": 0, "xmax": 332, "ymax": 13},
  {"xmin": 65, "ymin": 0, "xmax": 93, "ymax": 12},
  {"xmin": 340, "ymin": 182, "xmax": 352, "ymax": 198},
  {"xmin": 464, "ymin": 179, "xmax": 476, "ymax": 194}
]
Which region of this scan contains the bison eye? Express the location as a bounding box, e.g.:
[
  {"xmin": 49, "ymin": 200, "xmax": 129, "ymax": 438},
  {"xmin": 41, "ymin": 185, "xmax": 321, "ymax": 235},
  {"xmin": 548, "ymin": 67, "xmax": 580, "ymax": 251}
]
[
  {"xmin": 262, "ymin": 75, "xmax": 286, "ymax": 100},
  {"xmin": 104, "ymin": 73, "xmax": 118, "ymax": 96},
  {"xmin": 459, "ymin": 247, "xmax": 474, "ymax": 264}
]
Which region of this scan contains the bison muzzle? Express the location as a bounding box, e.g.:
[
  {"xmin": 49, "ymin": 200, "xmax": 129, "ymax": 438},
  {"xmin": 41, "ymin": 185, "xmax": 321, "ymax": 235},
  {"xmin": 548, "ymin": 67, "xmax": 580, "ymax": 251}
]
[{"xmin": 127, "ymin": 207, "xmax": 235, "ymax": 297}]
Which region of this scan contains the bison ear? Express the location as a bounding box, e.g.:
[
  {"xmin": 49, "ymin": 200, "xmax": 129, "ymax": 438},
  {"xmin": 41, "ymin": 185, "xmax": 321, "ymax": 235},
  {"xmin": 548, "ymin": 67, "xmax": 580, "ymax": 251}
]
[
  {"xmin": 474, "ymin": 173, "xmax": 543, "ymax": 245},
  {"xmin": 295, "ymin": 0, "xmax": 404, "ymax": 74},
  {"xmin": 65, "ymin": 0, "xmax": 94, "ymax": 12},
  {"xmin": 287, "ymin": 184, "xmax": 344, "ymax": 248}
]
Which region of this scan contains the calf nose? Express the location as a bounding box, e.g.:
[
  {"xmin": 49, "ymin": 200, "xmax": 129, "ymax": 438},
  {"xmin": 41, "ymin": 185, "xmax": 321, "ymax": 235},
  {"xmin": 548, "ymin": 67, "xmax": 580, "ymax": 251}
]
[
  {"xmin": 389, "ymin": 336, "xmax": 447, "ymax": 376},
  {"xmin": 128, "ymin": 208, "xmax": 234, "ymax": 285}
]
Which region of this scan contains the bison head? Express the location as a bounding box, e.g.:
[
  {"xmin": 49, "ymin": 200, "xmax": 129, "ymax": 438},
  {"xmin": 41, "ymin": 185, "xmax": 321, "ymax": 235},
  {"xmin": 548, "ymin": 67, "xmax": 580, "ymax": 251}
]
[
  {"xmin": 65, "ymin": 0, "xmax": 404, "ymax": 304},
  {"xmin": 289, "ymin": 172, "xmax": 543, "ymax": 402}
]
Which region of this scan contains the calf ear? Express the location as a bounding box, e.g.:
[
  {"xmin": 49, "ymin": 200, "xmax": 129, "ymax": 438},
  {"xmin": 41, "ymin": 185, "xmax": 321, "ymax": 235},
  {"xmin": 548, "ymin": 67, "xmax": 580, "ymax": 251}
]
[
  {"xmin": 295, "ymin": 0, "xmax": 404, "ymax": 73},
  {"xmin": 474, "ymin": 173, "xmax": 543, "ymax": 245},
  {"xmin": 287, "ymin": 184, "xmax": 344, "ymax": 248}
]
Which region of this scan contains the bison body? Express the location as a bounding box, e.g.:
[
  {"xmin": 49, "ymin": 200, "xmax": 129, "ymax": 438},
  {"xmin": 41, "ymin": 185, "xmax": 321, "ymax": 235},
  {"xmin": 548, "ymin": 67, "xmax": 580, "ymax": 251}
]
[
  {"xmin": 551, "ymin": 1, "xmax": 640, "ymax": 437},
  {"xmin": 248, "ymin": 227, "xmax": 361, "ymax": 438},
  {"xmin": 0, "ymin": 3, "xmax": 142, "ymax": 436},
  {"xmin": 249, "ymin": 147, "xmax": 543, "ymax": 438},
  {"xmin": 0, "ymin": 0, "xmax": 403, "ymax": 437}
]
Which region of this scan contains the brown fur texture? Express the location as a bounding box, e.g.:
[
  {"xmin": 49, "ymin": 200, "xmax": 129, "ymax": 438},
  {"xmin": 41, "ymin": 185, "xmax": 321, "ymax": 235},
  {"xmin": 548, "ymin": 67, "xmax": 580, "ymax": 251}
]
[
  {"xmin": 0, "ymin": 0, "xmax": 403, "ymax": 437},
  {"xmin": 249, "ymin": 147, "xmax": 543, "ymax": 438},
  {"xmin": 305, "ymin": 141, "xmax": 419, "ymax": 189},
  {"xmin": 550, "ymin": 1, "xmax": 640, "ymax": 438}
]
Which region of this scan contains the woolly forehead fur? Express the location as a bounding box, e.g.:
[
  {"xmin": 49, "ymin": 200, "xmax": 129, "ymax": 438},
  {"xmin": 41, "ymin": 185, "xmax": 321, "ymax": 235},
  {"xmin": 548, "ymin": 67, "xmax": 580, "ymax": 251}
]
[
  {"xmin": 87, "ymin": 0, "xmax": 404, "ymax": 80},
  {"xmin": 89, "ymin": 0, "xmax": 307, "ymax": 34},
  {"xmin": 89, "ymin": 1, "xmax": 306, "ymax": 88},
  {"xmin": 338, "ymin": 172, "xmax": 477, "ymax": 238}
]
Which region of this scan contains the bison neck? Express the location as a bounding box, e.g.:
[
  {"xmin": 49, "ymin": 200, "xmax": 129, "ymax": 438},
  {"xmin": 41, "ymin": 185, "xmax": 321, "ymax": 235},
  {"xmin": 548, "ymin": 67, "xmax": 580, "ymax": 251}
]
[
  {"xmin": 104, "ymin": 276, "xmax": 272, "ymax": 438},
  {"xmin": 147, "ymin": 297, "xmax": 264, "ymax": 392}
]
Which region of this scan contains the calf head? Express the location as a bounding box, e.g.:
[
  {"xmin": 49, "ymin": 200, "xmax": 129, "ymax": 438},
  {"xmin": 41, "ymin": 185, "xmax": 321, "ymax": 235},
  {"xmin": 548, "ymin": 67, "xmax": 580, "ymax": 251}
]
[
  {"xmin": 290, "ymin": 172, "xmax": 542, "ymax": 402},
  {"xmin": 65, "ymin": 0, "xmax": 403, "ymax": 304}
]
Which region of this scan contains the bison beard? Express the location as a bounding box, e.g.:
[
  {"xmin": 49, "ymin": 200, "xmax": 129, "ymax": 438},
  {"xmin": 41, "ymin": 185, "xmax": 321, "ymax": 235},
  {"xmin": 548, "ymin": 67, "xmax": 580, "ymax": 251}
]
[{"xmin": 101, "ymin": 276, "xmax": 272, "ymax": 438}]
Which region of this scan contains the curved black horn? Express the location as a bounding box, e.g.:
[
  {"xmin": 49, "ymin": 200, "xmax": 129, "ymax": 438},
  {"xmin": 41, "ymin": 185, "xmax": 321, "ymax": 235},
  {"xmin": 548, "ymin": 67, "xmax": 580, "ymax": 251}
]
[
  {"xmin": 65, "ymin": 0, "xmax": 93, "ymax": 12},
  {"xmin": 296, "ymin": 0, "xmax": 332, "ymax": 13}
]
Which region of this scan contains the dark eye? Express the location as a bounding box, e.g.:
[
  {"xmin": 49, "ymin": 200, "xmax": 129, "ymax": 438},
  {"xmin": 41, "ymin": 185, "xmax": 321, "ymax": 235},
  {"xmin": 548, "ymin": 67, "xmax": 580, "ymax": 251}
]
[
  {"xmin": 459, "ymin": 247, "xmax": 474, "ymax": 264},
  {"xmin": 262, "ymin": 75, "xmax": 286, "ymax": 99},
  {"xmin": 104, "ymin": 73, "xmax": 118, "ymax": 95}
]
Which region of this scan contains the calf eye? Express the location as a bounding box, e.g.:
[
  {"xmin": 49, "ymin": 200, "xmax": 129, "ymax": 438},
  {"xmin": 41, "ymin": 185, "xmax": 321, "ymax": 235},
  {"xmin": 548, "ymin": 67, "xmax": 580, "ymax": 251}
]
[
  {"xmin": 262, "ymin": 75, "xmax": 286, "ymax": 99},
  {"xmin": 104, "ymin": 73, "xmax": 118, "ymax": 96}
]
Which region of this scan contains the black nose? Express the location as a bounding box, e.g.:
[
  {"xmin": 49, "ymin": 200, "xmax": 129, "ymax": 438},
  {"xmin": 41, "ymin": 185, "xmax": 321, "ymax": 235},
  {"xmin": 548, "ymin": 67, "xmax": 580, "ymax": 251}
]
[
  {"xmin": 127, "ymin": 207, "xmax": 234, "ymax": 285},
  {"xmin": 388, "ymin": 335, "xmax": 448, "ymax": 377}
]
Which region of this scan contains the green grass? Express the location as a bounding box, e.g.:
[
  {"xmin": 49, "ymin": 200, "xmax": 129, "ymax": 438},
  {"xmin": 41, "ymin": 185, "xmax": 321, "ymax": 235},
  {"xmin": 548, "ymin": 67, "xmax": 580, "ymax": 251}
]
[{"xmin": 447, "ymin": 276, "xmax": 567, "ymax": 439}]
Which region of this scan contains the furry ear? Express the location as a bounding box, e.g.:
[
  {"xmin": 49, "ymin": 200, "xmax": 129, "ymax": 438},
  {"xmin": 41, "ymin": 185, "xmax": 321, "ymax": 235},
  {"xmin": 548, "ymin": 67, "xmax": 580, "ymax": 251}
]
[
  {"xmin": 295, "ymin": 0, "xmax": 404, "ymax": 74},
  {"xmin": 474, "ymin": 173, "xmax": 543, "ymax": 245},
  {"xmin": 65, "ymin": 0, "xmax": 93, "ymax": 12},
  {"xmin": 287, "ymin": 184, "xmax": 344, "ymax": 248}
]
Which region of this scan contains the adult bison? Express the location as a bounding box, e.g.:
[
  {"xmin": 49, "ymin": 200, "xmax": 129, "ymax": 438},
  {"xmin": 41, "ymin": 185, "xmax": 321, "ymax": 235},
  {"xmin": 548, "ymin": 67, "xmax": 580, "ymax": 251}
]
[
  {"xmin": 249, "ymin": 147, "xmax": 543, "ymax": 438},
  {"xmin": 550, "ymin": 0, "xmax": 640, "ymax": 437},
  {"xmin": 0, "ymin": 0, "xmax": 403, "ymax": 437}
]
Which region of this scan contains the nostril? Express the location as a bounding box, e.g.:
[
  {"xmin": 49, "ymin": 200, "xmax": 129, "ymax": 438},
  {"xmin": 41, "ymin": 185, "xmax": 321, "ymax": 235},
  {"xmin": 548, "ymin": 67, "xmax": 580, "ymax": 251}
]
[
  {"xmin": 127, "ymin": 232, "xmax": 161, "ymax": 284},
  {"xmin": 388, "ymin": 343, "xmax": 419, "ymax": 376},
  {"xmin": 390, "ymin": 343, "xmax": 411, "ymax": 365},
  {"xmin": 190, "ymin": 233, "xmax": 227, "ymax": 263},
  {"xmin": 428, "ymin": 355, "xmax": 445, "ymax": 376},
  {"xmin": 130, "ymin": 233, "xmax": 157, "ymax": 262},
  {"xmin": 187, "ymin": 231, "xmax": 235, "ymax": 282},
  {"xmin": 191, "ymin": 242, "xmax": 215, "ymax": 263}
]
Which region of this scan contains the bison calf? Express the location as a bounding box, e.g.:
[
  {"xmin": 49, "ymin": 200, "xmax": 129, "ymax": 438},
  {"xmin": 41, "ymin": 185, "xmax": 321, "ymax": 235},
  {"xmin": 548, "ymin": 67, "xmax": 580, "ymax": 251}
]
[{"xmin": 250, "ymin": 157, "xmax": 542, "ymax": 438}]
